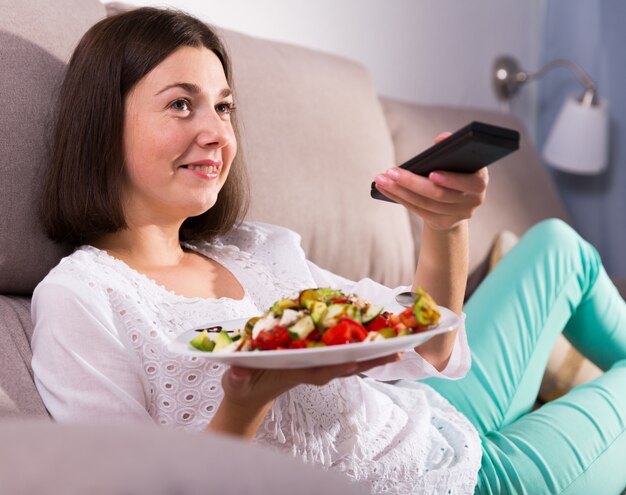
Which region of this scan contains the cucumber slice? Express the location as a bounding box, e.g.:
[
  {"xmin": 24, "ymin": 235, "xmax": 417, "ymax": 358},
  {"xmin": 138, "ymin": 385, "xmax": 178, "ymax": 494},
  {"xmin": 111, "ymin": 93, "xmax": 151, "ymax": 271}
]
[
  {"xmin": 361, "ymin": 304, "xmax": 383, "ymax": 324},
  {"xmin": 321, "ymin": 304, "xmax": 349, "ymax": 328},
  {"xmin": 288, "ymin": 315, "xmax": 316, "ymax": 340},
  {"xmin": 310, "ymin": 301, "xmax": 328, "ymax": 327},
  {"xmin": 345, "ymin": 304, "xmax": 362, "ymax": 324}
]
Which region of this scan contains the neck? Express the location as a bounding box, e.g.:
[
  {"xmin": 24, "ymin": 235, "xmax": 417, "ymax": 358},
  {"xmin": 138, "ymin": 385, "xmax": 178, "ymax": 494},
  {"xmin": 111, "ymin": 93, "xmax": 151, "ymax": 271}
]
[{"xmin": 93, "ymin": 221, "xmax": 186, "ymax": 269}]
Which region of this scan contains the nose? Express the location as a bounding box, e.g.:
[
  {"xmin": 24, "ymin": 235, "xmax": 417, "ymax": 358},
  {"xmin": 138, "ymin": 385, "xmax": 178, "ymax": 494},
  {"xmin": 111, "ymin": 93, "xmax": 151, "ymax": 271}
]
[{"xmin": 195, "ymin": 109, "xmax": 234, "ymax": 149}]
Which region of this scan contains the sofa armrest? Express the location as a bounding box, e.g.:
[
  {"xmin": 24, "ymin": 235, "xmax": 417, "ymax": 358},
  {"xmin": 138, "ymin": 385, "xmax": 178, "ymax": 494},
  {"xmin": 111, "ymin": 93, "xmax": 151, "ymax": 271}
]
[
  {"xmin": 0, "ymin": 296, "xmax": 48, "ymax": 418},
  {"xmin": 0, "ymin": 420, "xmax": 369, "ymax": 495}
]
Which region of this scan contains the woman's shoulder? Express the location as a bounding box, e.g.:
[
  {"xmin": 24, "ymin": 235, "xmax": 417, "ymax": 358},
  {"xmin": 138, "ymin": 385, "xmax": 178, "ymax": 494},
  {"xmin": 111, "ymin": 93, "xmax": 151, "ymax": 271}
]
[{"xmin": 33, "ymin": 245, "xmax": 128, "ymax": 303}]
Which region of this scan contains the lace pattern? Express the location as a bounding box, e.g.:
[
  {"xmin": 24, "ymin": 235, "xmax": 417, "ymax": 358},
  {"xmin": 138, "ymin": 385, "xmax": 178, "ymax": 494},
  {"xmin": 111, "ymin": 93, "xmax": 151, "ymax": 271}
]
[
  {"xmin": 256, "ymin": 377, "xmax": 480, "ymax": 494},
  {"xmin": 41, "ymin": 222, "xmax": 481, "ymax": 494}
]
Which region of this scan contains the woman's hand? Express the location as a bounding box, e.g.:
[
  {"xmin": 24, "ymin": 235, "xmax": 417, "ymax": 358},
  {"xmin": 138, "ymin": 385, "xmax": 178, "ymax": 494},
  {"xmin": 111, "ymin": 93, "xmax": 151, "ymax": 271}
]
[
  {"xmin": 373, "ymin": 133, "xmax": 489, "ymax": 232},
  {"xmin": 373, "ymin": 132, "xmax": 490, "ymax": 369},
  {"xmin": 208, "ymin": 353, "xmax": 400, "ymax": 439}
]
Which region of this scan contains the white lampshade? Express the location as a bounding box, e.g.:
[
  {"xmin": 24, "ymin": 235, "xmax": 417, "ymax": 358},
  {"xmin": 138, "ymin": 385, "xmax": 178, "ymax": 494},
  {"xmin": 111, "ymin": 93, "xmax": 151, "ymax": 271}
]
[{"xmin": 542, "ymin": 95, "xmax": 609, "ymax": 174}]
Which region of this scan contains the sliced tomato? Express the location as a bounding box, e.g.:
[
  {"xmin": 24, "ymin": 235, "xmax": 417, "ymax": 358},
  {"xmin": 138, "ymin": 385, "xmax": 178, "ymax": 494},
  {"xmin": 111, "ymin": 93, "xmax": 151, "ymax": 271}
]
[
  {"xmin": 322, "ymin": 321, "xmax": 351, "ymax": 346},
  {"xmin": 252, "ymin": 326, "xmax": 291, "ymax": 350},
  {"xmin": 365, "ymin": 315, "xmax": 388, "ymax": 332},
  {"xmin": 307, "ymin": 328, "xmax": 321, "ymax": 342},
  {"xmin": 289, "ymin": 339, "xmax": 308, "ymax": 349},
  {"xmin": 322, "ymin": 318, "xmax": 368, "ymax": 346},
  {"xmin": 387, "ymin": 313, "xmax": 401, "ymax": 327},
  {"xmin": 341, "ymin": 317, "xmax": 368, "ymax": 342},
  {"xmin": 399, "ymin": 307, "xmax": 420, "ymax": 329}
]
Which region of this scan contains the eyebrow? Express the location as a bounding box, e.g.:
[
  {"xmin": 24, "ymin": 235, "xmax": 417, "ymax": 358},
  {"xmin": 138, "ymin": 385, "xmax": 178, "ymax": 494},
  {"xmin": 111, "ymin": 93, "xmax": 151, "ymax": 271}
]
[{"xmin": 156, "ymin": 83, "xmax": 232, "ymax": 98}]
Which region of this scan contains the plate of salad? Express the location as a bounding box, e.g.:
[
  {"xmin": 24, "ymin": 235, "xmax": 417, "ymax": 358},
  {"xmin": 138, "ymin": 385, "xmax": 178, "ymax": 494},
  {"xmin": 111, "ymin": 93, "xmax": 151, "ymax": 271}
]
[{"xmin": 169, "ymin": 287, "xmax": 460, "ymax": 369}]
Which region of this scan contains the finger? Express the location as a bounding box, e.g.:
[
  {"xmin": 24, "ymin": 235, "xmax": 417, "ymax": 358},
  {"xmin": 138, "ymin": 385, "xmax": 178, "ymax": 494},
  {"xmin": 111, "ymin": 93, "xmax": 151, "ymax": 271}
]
[
  {"xmin": 265, "ymin": 361, "xmax": 353, "ymax": 388},
  {"xmin": 285, "ymin": 354, "xmax": 400, "ymax": 387},
  {"xmin": 429, "ymin": 167, "xmax": 489, "ymax": 195},
  {"xmin": 374, "ymin": 170, "xmax": 460, "ymax": 209},
  {"xmin": 374, "ymin": 183, "xmax": 457, "ymax": 218},
  {"xmin": 374, "ymin": 174, "xmax": 481, "ymax": 216},
  {"xmin": 350, "ymin": 353, "xmax": 402, "ymax": 375},
  {"xmin": 373, "ymin": 186, "xmax": 477, "ymax": 230},
  {"xmin": 225, "ymin": 365, "xmax": 252, "ymax": 387},
  {"xmin": 377, "ymin": 166, "xmax": 485, "ymax": 202}
]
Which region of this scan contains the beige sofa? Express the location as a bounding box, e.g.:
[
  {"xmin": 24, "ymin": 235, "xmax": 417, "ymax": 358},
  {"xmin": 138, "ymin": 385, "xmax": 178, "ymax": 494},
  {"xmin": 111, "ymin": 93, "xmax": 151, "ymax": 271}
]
[{"xmin": 1, "ymin": 0, "xmax": 623, "ymax": 492}]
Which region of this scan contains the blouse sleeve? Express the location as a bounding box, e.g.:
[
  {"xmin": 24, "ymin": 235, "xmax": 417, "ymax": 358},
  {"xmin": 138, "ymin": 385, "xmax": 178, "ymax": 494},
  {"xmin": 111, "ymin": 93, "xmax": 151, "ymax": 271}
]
[
  {"xmin": 306, "ymin": 260, "xmax": 471, "ymax": 382},
  {"xmin": 31, "ymin": 278, "xmax": 153, "ymax": 422}
]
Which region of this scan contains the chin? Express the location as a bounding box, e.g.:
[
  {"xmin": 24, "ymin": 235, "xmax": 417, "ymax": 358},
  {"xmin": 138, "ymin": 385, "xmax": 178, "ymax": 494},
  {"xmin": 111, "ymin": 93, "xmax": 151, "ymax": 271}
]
[
  {"xmin": 188, "ymin": 198, "xmax": 219, "ymax": 218},
  {"xmin": 178, "ymin": 186, "xmax": 223, "ymax": 218}
]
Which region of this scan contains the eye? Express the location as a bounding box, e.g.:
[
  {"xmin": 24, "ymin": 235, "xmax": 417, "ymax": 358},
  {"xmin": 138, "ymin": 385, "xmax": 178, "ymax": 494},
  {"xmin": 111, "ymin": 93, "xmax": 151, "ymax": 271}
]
[
  {"xmin": 169, "ymin": 98, "xmax": 191, "ymax": 112},
  {"xmin": 216, "ymin": 102, "xmax": 237, "ymax": 115}
]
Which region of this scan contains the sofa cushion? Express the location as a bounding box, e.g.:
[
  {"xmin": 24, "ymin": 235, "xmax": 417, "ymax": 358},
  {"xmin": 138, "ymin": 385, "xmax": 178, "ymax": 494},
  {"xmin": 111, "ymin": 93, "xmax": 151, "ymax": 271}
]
[
  {"xmin": 380, "ymin": 98, "xmax": 570, "ymax": 274},
  {"xmin": 0, "ymin": 0, "xmax": 106, "ymax": 295},
  {"xmin": 220, "ymin": 30, "xmax": 416, "ymax": 288},
  {"xmin": 0, "ymin": 296, "xmax": 48, "ymax": 417}
]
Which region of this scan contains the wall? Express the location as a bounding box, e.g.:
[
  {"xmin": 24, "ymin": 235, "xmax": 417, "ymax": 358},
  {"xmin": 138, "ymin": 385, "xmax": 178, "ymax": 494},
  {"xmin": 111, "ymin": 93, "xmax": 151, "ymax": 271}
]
[
  {"xmin": 538, "ymin": 0, "xmax": 626, "ymax": 276},
  {"xmin": 102, "ymin": 0, "xmax": 544, "ymax": 134}
]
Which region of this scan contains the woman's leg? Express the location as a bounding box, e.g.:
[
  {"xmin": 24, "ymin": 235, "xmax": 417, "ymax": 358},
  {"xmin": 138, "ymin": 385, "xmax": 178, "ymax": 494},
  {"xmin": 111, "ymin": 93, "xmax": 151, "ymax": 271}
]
[
  {"xmin": 479, "ymin": 359, "xmax": 626, "ymax": 494},
  {"xmin": 423, "ymin": 219, "xmax": 626, "ymax": 493}
]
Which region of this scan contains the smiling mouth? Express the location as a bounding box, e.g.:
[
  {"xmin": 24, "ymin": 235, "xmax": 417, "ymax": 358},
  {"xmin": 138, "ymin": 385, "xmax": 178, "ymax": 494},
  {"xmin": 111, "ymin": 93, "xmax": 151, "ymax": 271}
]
[{"xmin": 180, "ymin": 164, "xmax": 220, "ymax": 174}]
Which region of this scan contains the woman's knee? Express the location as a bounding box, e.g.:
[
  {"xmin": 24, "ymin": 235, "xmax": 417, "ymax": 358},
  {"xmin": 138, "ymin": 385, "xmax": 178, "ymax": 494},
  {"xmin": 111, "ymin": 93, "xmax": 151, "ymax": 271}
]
[
  {"xmin": 523, "ymin": 219, "xmax": 601, "ymax": 273},
  {"xmin": 525, "ymin": 218, "xmax": 579, "ymax": 247}
]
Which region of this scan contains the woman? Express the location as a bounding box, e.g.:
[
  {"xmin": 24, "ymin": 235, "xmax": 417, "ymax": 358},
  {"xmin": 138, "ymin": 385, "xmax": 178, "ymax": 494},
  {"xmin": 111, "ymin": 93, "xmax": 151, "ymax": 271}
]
[{"xmin": 31, "ymin": 7, "xmax": 626, "ymax": 494}]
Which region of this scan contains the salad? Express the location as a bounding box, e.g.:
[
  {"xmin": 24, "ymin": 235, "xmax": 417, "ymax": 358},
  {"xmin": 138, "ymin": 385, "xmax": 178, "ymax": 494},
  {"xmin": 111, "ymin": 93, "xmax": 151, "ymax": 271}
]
[{"xmin": 189, "ymin": 287, "xmax": 440, "ymax": 353}]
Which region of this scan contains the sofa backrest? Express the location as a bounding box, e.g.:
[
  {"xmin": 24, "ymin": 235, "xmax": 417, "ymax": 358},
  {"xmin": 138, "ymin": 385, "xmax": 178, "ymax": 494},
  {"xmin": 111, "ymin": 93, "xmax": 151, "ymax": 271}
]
[
  {"xmin": 0, "ymin": 0, "xmax": 106, "ymax": 417},
  {"xmin": 219, "ymin": 29, "xmax": 416, "ymax": 288},
  {"xmin": 0, "ymin": 0, "xmax": 106, "ymax": 296}
]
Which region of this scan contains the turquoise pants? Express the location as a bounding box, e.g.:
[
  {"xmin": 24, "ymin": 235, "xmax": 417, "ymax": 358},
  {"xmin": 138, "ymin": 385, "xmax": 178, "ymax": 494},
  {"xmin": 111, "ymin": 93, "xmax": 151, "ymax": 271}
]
[{"xmin": 425, "ymin": 219, "xmax": 626, "ymax": 494}]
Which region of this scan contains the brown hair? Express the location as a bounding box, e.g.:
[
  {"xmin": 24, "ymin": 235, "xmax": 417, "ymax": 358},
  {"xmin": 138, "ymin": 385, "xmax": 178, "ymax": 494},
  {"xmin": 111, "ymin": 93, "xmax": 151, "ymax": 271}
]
[{"xmin": 40, "ymin": 7, "xmax": 249, "ymax": 245}]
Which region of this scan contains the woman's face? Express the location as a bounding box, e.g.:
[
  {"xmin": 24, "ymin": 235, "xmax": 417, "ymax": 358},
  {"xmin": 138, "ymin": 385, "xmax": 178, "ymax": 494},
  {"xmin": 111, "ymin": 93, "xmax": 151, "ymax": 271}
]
[{"xmin": 122, "ymin": 45, "xmax": 237, "ymax": 226}]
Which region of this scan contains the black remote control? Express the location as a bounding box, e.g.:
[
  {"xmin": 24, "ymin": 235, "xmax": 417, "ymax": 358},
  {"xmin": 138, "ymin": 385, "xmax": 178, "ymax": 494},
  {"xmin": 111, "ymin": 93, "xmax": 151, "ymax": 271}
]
[{"xmin": 371, "ymin": 121, "xmax": 520, "ymax": 202}]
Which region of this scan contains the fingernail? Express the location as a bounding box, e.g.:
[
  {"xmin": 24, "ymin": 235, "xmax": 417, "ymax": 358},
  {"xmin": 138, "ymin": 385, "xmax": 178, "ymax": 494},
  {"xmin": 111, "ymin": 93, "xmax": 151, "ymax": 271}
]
[
  {"xmin": 375, "ymin": 174, "xmax": 389, "ymax": 188},
  {"xmin": 429, "ymin": 172, "xmax": 444, "ymax": 182},
  {"xmin": 385, "ymin": 168, "xmax": 400, "ymax": 181}
]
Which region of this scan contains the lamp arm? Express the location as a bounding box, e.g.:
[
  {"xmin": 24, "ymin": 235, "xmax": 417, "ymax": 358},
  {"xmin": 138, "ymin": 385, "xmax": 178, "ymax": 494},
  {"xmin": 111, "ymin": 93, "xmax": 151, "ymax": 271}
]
[
  {"xmin": 493, "ymin": 55, "xmax": 600, "ymax": 104},
  {"xmin": 518, "ymin": 59, "xmax": 598, "ymax": 104}
]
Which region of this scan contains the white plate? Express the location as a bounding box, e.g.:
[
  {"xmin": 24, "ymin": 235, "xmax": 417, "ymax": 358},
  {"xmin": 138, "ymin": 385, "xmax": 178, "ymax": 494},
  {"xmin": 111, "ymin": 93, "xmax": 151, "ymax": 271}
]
[{"xmin": 169, "ymin": 305, "xmax": 459, "ymax": 369}]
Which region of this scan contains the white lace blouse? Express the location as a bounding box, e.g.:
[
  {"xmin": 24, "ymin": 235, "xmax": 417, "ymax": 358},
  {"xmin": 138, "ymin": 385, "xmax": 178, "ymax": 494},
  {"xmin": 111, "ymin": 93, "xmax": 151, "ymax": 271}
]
[{"xmin": 31, "ymin": 221, "xmax": 481, "ymax": 494}]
